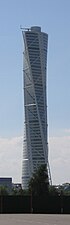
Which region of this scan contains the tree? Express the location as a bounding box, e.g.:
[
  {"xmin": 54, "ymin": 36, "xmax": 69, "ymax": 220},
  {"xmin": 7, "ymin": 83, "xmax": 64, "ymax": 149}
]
[
  {"xmin": 28, "ymin": 164, "xmax": 49, "ymax": 197},
  {"xmin": 12, "ymin": 187, "xmax": 29, "ymax": 196},
  {"xmin": 0, "ymin": 186, "xmax": 9, "ymax": 195},
  {"xmin": 49, "ymin": 185, "xmax": 59, "ymax": 196}
]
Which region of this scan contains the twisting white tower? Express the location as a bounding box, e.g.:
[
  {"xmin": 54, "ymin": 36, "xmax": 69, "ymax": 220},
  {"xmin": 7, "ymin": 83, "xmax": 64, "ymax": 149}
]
[{"xmin": 22, "ymin": 26, "xmax": 48, "ymax": 189}]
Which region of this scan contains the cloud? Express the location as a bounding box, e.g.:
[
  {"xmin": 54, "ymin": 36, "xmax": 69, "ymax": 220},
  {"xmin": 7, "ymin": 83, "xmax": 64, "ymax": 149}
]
[
  {"xmin": 0, "ymin": 136, "xmax": 23, "ymax": 183},
  {"xmin": 0, "ymin": 134, "xmax": 70, "ymax": 186},
  {"xmin": 49, "ymin": 135, "xmax": 70, "ymax": 185},
  {"xmin": 63, "ymin": 129, "xmax": 70, "ymax": 133}
]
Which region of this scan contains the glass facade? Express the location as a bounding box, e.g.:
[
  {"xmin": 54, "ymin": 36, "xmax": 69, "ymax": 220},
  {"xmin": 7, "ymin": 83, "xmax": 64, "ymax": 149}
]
[{"xmin": 22, "ymin": 26, "xmax": 48, "ymax": 189}]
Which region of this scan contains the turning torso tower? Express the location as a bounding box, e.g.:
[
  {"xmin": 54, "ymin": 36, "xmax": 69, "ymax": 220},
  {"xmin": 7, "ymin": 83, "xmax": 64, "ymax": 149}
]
[{"xmin": 22, "ymin": 26, "xmax": 48, "ymax": 189}]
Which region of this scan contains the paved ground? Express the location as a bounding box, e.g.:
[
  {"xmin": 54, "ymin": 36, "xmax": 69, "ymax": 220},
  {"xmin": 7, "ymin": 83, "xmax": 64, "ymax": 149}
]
[{"xmin": 0, "ymin": 214, "xmax": 70, "ymax": 225}]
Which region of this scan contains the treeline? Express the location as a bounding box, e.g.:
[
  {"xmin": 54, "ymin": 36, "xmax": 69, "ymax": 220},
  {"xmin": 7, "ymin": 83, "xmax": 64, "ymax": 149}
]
[{"xmin": 0, "ymin": 164, "xmax": 70, "ymax": 196}]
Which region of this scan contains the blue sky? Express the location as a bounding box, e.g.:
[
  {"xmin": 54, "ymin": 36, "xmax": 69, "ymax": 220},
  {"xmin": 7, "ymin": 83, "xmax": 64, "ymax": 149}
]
[{"xmin": 0, "ymin": 0, "xmax": 70, "ymax": 184}]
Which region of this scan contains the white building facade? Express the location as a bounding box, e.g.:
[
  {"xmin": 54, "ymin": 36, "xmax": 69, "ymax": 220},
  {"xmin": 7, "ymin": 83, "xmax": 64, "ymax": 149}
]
[{"xmin": 22, "ymin": 26, "xmax": 48, "ymax": 189}]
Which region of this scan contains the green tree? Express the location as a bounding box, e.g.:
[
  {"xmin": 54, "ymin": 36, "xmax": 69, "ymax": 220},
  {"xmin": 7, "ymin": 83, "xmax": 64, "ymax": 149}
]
[
  {"xmin": 49, "ymin": 185, "xmax": 59, "ymax": 196},
  {"xmin": 12, "ymin": 187, "xmax": 29, "ymax": 196},
  {"xmin": 0, "ymin": 186, "xmax": 9, "ymax": 195},
  {"xmin": 28, "ymin": 164, "xmax": 49, "ymax": 197}
]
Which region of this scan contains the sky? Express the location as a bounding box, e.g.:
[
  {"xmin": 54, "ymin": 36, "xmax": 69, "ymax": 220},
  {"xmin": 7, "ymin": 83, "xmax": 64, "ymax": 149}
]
[{"xmin": 0, "ymin": 0, "xmax": 70, "ymax": 184}]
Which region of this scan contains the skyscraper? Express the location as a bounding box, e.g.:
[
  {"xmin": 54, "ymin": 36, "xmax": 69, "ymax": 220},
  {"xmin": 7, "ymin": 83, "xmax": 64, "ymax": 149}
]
[{"xmin": 22, "ymin": 26, "xmax": 48, "ymax": 189}]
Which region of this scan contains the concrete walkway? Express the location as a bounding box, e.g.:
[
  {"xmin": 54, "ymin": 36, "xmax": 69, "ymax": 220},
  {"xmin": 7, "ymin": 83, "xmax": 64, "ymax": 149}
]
[{"xmin": 0, "ymin": 214, "xmax": 70, "ymax": 225}]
